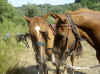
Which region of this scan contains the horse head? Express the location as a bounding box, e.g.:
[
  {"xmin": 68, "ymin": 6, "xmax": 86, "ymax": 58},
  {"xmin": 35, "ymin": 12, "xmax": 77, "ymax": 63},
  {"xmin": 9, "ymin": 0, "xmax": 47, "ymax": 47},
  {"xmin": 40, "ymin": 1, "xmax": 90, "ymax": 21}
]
[
  {"xmin": 24, "ymin": 15, "xmax": 50, "ymax": 63},
  {"xmin": 24, "ymin": 14, "xmax": 56, "ymax": 64}
]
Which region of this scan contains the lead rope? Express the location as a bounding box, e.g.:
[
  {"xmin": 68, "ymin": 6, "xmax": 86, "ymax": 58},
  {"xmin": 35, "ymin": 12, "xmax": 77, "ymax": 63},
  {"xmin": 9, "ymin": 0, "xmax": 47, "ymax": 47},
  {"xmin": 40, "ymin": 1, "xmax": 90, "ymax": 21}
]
[
  {"xmin": 65, "ymin": 22, "xmax": 70, "ymax": 67},
  {"xmin": 66, "ymin": 13, "xmax": 81, "ymax": 40},
  {"xmin": 63, "ymin": 14, "xmax": 77, "ymax": 59},
  {"xmin": 66, "ymin": 13, "xmax": 82, "ymax": 56}
]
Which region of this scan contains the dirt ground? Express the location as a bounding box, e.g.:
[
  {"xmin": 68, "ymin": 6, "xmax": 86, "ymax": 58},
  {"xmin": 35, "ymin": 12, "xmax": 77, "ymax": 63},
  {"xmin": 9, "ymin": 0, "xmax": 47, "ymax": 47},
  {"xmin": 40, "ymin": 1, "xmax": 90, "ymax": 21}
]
[{"xmin": 7, "ymin": 40, "xmax": 100, "ymax": 74}]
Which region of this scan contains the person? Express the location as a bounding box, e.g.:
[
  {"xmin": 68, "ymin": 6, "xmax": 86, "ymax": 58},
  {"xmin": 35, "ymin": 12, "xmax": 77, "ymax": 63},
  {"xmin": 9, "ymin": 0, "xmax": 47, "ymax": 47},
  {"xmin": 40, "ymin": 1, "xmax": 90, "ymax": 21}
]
[{"xmin": 16, "ymin": 32, "xmax": 30, "ymax": 48}]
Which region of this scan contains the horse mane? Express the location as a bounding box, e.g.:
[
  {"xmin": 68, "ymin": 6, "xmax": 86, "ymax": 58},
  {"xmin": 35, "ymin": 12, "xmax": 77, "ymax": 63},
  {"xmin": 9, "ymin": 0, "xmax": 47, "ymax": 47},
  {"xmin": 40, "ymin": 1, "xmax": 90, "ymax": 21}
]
[{"xmin": 67, "ymin": 8, "xmax": 100, "ymax": 15}]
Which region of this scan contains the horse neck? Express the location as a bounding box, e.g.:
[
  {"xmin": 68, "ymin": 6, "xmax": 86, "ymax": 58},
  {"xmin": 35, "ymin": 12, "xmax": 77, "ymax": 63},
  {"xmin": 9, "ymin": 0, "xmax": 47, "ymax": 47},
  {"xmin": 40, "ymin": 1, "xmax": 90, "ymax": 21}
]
[
  {"xmin": 72, "ymin": 14, "xmax": 98, "ymax": 47},
  {"xmin": 72, "ymin": 14, "xmax": 98, "ymax": 31}
]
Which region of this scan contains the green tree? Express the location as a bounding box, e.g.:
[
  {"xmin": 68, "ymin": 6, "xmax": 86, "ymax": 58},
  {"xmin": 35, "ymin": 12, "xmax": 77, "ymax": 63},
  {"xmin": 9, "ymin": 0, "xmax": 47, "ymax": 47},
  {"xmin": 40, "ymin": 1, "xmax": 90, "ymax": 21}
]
[
  {"xmin": 23, "ymin": 4, "xmax": 41, "ymax": 17},
  {"xmin": 49, "ymin": 6, "xmax": 64, "ymax": 14},
  {"xmin": 0, "ymin": 0, "xmax": 8, "ymax": 14}
]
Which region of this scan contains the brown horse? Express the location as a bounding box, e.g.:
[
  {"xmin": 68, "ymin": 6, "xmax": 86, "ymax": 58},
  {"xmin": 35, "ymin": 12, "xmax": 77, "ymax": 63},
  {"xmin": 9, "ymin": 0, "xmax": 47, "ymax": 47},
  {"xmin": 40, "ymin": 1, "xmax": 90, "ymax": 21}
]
[
  {"xmin": 50, "ymin": 13, "xmax": 94, "ymax": 74},
  {"xmin": 24, "ymin": 15, "xmax": 55, "ymax": 74},
  {"xmin": 67, "ymin": 8, "xmax": 100, "ymax": 63}
]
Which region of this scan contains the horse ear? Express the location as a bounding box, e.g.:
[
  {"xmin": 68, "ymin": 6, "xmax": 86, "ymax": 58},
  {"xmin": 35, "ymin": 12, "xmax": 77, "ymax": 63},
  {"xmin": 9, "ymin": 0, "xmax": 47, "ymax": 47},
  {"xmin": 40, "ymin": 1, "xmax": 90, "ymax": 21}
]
[
  {"xmin": 49, "ymin": 13, "xmax": 60, "ymax": 19},
  {"xmin": 24, "ymin": 16, "xmax": 32, "ymax": 22},
  {"xmin": 43, "ymin": 14, "xmax": 49, "ymax": 20},
  {"xmin": 50, "ymin": 13, "xmax": 67, "ymax": 23}
]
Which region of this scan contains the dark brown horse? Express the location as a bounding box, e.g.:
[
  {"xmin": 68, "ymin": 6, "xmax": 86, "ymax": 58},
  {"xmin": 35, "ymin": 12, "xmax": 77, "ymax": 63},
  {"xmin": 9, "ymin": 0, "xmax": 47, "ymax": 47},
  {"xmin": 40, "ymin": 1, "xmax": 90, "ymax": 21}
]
[{"xmin": 67, "ymin": 8, "xmax": 100, "ymax": 63}]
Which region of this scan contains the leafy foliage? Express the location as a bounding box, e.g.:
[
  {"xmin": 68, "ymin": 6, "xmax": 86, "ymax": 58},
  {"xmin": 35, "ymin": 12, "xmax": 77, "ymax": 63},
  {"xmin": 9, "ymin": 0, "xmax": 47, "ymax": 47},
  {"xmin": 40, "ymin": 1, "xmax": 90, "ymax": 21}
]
[
  {"xmin": 23, "ymin": 4, "xmax": 41, "ymax": 17},
  {"xmin": 0, "ymin": 0, "xmax": 27, "ymax": 74}
]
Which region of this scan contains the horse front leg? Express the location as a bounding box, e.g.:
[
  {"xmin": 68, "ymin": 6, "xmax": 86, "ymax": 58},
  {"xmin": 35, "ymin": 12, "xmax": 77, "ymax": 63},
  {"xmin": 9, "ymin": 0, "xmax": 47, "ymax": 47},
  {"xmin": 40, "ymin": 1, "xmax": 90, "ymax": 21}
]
[
  {"xmin": 64, "ymin": 66, "xmax": 68, "ymax": 74},
  {"xmin": 39, "ymin": 45, "xmax": 48, "ymax": 74},
  {"xmin": 70, "ymin": 54, "xmax": 75, "ymax": 74},
  {"xmin": 39, "ymin": 63, "xmax": 48, "ymax": 74},
  {"xmin": 43, "ymin": 63, "xmax": 48, "ymax": 74},
  {"xmin": 56, "ymin": 65, "xmax": 61, "ymax": 74}
]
